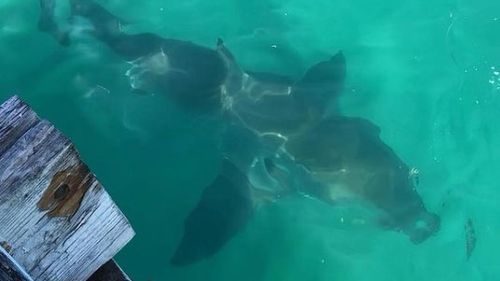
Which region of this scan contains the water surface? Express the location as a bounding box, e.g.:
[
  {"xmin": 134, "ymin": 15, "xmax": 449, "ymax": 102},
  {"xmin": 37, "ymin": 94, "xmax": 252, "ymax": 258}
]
[{"xmin": 1, "ymin": 0, "xmax": 499, "ymax": 280}]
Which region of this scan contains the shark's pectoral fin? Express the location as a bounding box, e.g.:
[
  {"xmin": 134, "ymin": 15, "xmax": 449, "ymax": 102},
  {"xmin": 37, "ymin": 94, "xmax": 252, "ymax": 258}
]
[
  {"xmin": 170, "ymin": 159, "xmax": 253, "ymax": 266},
  {"xmin": 216, "ymin": 38, "xmax": 238, "ymax": 64}
]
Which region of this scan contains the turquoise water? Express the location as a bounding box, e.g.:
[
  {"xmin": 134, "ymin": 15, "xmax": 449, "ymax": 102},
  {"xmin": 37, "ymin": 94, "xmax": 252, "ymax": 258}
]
[{"xmin": 1, "ymin": 0, "xmax": 500, "ymax": 280}]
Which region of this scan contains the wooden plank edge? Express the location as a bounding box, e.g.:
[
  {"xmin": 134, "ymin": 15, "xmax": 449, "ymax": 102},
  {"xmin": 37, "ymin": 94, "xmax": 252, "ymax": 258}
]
[
  {"xmin": 0, "ymin": 246, "xmax": 34, "ymax": 281},
  {"xmin": 87, "ymin": 259, "xmax": 132, "ymax": 281}
]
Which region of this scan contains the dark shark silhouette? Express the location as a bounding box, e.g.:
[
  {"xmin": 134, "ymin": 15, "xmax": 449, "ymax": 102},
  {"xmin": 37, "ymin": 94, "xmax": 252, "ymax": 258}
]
[
  {"xmin": 171, "ymin": 43, "xmax": 439, "ymax": 264},
  {"xmin": 40, "ymin": 0, "xmax": 228, "ymax": 111},
  {"xmin": 169, "ymin": 42, "xmax": 349, "ymax": 266},
  {"xmin": 170, "ymin": 159, "xmax": 254, "ymax": 266},
  {"xmin": 39, "ymin": 0, "xmax": 440, "ymax": 267}
]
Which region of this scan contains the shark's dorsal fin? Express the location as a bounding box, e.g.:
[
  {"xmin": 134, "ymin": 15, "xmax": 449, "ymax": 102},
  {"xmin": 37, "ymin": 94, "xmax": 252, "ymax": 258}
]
[
  {"xmin": 216, "ymin": 38, "xmax": 246, "ymax": 95},
  {"xmin": 298, "ymin": 51, "xmax": 346, "ymax": 86},
  {"xmin": 293, "ymin": 51, "xmax": 347, "ymax": 112},
  {"xmin": 216, "ymin": 38, "xmax": 238, "ymax": 65}
]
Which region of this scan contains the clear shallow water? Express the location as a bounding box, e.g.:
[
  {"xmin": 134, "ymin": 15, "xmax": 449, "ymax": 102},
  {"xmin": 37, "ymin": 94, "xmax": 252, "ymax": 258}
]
[{"xmin": 1, "ymin": 0, "xmax": 500, "ymax": 280}]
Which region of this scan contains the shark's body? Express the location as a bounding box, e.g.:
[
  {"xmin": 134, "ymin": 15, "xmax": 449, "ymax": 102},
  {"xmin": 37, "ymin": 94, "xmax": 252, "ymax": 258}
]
[
  {"xmin": 173, "ymin": 43, "xmax": 439, "ymax": 265},
  {"xmin": 218, "ymin": 42, "xmax": 440, "ymax": 244},
  {"xmin": 39, "ymin": 0, "xmax": 440, "ymax": 267}
]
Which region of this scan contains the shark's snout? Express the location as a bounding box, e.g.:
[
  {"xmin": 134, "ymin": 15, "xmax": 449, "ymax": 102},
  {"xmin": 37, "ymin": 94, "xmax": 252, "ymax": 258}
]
[{"xmin": 404, "ymin": 211, "xmax": 441, "ymax": 244}]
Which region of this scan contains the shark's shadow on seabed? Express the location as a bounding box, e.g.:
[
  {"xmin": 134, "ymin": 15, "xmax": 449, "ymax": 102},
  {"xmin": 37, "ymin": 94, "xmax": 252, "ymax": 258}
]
[{"xmin": 38, "ymin": 0, "xmax": 441, "ymax": 267}]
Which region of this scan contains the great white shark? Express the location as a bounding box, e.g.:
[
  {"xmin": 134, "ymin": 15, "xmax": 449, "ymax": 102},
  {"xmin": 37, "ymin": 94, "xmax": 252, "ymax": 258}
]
[
  {"xmin": 171, "ymin": 42, "xmax": 439, "ymax": 265},
  {"xmin": 38, "ymin": 0, "xmax": 440, "ymax": 267}
]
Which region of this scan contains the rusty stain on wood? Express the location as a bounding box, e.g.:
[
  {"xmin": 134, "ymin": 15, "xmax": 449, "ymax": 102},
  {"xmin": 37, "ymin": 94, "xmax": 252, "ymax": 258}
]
[{"xmin": 37, "ymin": 163, "xmax": 93, "ymax": 217}]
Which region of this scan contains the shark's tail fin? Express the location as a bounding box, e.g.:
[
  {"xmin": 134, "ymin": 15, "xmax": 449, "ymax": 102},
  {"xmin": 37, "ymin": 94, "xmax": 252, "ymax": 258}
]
[
  {"xmin": 38, "ymin": 0, "xmax": 124, "ymax": 46},
  {"xmin": 38, "ymin": 0, "xmax": 70, "ymax": 46},
  {"xmin": 38, "ymin": 0, "xmax": 56, "ymax": 32},
  {"xmin": 69, "ymin": 0, "xmax": 126, "ymax": 42}
]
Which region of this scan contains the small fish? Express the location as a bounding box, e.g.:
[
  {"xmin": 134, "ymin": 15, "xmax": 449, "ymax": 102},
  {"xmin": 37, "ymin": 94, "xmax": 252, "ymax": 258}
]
[{"xmin": 465, "ymin": 218, "xmax": 476, "ymax": 260}]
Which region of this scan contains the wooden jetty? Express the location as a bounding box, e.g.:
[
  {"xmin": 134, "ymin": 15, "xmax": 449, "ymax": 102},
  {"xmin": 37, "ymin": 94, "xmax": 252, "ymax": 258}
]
[{"xmin": 0, "ymin": 96, "xmax": 135, "ymax": 281}]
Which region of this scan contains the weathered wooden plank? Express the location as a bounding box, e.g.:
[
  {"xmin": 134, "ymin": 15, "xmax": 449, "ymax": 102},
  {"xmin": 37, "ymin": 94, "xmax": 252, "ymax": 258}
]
[
  {"xmin": 0, "ymin": 245, "xmax": 34, "ymax": 281},
  {"xmin": 0, "ymin": 96, "xmax": 39, "ymax": 157},
  {"xmin": 87, "ymin": 260, "xmax": 131, "ymax": 281},
  {"xmin": 0, "ymin": 96, "xmax": 135, "ymax": 281}
]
